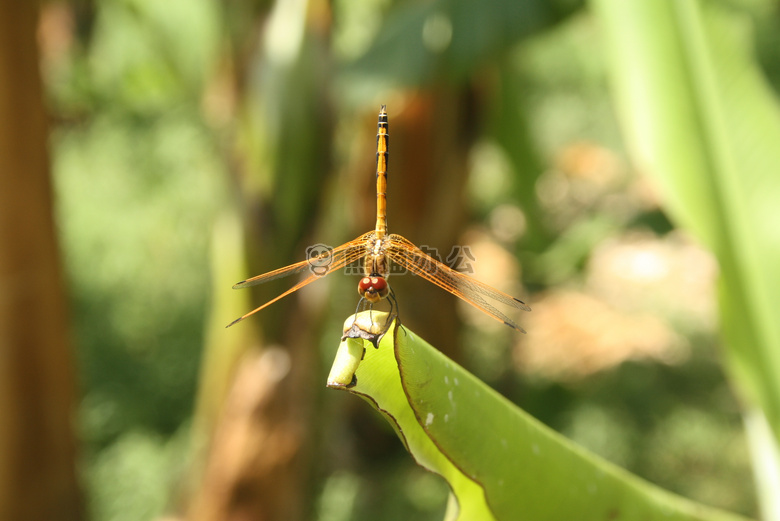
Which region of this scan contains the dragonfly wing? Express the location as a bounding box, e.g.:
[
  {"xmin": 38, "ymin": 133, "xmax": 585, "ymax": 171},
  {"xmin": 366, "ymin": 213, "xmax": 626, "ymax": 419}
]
[
  {"xmin": 232, "ymin": 258, "xmax": 318, "ymax": 289},
  {"xmin": 387, "ymin": 235, "xmax": 530, "ymax": 332},
  {"xmin": 232, "ymin": 232, "xmax": 371, "ymax": 288},
  {"xmin": 227, "ymin": 233, "xmax": 370, "ymax": 327}
]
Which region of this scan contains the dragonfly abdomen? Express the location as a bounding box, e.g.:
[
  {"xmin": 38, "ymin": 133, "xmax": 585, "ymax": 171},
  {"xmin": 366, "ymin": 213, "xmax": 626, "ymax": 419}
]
[{"xmin": 375, "ymin": 105, "xmax": 389, "ymax": 239}]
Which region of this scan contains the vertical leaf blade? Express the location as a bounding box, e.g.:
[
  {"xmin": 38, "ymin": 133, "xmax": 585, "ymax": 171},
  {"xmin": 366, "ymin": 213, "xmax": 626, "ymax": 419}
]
[{"xmin": 592, "ymin": 0, "xmax": 780, "ymax": 444}]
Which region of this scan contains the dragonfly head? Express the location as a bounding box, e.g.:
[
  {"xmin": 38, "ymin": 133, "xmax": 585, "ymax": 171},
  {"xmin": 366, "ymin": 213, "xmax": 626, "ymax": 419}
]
[{"xmin": 358, "ymin": 275, "xmax": 389, "ymax": 303}]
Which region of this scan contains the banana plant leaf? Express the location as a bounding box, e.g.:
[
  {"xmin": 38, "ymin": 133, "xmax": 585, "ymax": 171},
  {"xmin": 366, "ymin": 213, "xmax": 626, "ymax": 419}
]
[
  {"xmin": 327, "ymin": 312, "xmax": 751, "ymax": 521},
  {"xmin": 591, "ymin": 1, "xmax": 780, "ymax": 514}
]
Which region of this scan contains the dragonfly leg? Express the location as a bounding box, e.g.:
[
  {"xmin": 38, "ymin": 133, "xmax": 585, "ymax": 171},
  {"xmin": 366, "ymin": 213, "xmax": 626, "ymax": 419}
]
[{"xmin": 386, "ymin": 288, "xmax": 407, "ymax": 338}]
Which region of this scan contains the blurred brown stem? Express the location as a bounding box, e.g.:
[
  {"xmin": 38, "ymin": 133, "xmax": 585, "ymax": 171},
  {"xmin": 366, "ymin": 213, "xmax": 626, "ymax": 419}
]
[{"xmin": 0, "ymin": 2, "xmax": 82, "ymax": 520}]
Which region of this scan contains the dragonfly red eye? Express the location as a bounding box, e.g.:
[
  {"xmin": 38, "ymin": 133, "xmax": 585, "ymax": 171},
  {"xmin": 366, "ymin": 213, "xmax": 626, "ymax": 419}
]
[{"xmin": 359, "ymin": 276, "xmax": 389, "ymax": 303}]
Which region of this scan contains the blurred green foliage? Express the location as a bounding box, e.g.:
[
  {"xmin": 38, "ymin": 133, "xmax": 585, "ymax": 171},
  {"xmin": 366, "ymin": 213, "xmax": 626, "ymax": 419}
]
[
  {"xmin": 41, "ymin": 0, "xmax": 780, "ymax": 519},
  {"xmin": 47, "ymin": 0, "xmax": 227, "ymax": 518},
  {"xmin": 56, "ymin": 113, "xmax": 226, "ymax": 442}
]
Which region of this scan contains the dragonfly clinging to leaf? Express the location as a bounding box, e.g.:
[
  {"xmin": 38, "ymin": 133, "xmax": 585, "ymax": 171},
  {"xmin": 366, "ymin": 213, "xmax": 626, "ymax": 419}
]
[{"xmin": 227, "ymin": 106, "xmax": 530, "ymax": 331}]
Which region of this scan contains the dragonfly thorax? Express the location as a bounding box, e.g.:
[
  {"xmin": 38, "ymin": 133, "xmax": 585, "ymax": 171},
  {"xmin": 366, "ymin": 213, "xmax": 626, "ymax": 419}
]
[
  {"xmin": 359, "ymin": 236, "xmax": 391, "ymax": 303},
  {"xmin": 363, "ymin": 233, "xmax": 391, "ymax": 277},
  {"xmin": 364, "ymin": 253, "xmax": 389, "ymax": 277}
]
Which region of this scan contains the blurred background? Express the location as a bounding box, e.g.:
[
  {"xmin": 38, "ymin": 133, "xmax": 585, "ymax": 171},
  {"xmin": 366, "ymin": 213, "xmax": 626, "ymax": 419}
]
[{"xmin": 3, "ymin": 0, "xmax": 779, "ymax": 520}]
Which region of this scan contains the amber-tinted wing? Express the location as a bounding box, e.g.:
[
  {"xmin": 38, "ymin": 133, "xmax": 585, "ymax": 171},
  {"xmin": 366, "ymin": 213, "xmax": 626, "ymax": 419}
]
[
  {"xmin": 386, "ymin": 234, "xmax": 530, "ymax": 332},
  {"xmin": 226, "ymin": 232, "xmax": 372, "ymax": 327}
]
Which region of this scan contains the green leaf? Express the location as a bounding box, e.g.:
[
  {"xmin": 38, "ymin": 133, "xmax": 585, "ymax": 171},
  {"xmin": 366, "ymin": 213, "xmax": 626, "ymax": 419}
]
[
  {"xmin": 590, "ymin": 0, "xmax": 780, "ymax": 448},
  {"xmin": 328, "ymin": 312, "xmax": 752, "ymax": 521}
]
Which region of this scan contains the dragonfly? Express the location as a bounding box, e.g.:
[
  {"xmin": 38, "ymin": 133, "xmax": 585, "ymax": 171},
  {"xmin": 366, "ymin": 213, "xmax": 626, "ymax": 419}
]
[{"xmin": 227, "ymin": 106, "xmax": 531, "ymax": 331}]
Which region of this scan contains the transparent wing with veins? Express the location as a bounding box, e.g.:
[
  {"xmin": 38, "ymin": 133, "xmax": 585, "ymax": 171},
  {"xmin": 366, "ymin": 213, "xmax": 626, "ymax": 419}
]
[
  {"xmin": 386, "ymin": 234, "xmax": 531, "ymax": 332},
  {"xmin": 226, "ymin": 232, "xmax": 372, "ymax": 327}
]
